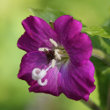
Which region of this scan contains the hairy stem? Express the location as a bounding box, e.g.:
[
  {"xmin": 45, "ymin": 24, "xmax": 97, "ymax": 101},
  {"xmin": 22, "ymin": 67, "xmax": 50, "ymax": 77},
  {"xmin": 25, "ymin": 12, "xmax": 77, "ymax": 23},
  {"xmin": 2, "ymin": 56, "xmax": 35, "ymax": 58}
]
[{"xmin": 82, "ymin": 99, "xmax": 101, "ymax": 110}]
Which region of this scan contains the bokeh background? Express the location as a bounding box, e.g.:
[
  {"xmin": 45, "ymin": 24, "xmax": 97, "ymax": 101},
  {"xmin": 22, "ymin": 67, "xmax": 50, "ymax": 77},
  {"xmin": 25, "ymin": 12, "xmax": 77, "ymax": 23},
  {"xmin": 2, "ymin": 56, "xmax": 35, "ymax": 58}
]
[{"xmin": 0, "ymin": 0, "xmax": 110, "ymax": 110}]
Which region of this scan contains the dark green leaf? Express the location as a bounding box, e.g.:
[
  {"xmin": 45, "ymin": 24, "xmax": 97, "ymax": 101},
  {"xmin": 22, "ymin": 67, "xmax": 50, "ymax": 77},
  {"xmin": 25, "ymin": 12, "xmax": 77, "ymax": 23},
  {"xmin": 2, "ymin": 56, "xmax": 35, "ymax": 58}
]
[
  {"xmin": 102, "ymin": 38, "xmax": 110, "ymax": 46},
  {"xmin": 30, "ymin": 8, "xmax": 86, "ymax": 27},
  {"xmin": 91, "ymin": 57, "xmax": 110, "ymax": 110},
  {"xmin": 30, "ymin": 8, "xmax": 65, "ymax": 23},
  {"xmin": 90, "ymin": 36, "xmax": 110, "ymax": 55},
  {"xmin": 90, "ymin": 26, "xmax": 110, "ymax": 109}
]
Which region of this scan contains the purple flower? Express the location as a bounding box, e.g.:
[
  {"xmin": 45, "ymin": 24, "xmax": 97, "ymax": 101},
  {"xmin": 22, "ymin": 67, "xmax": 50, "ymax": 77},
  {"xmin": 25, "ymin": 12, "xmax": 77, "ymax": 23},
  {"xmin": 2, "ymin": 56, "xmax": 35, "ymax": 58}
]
[{"xmin": 17, "ymin": 15, "xmax": 95, "ymax": 101}]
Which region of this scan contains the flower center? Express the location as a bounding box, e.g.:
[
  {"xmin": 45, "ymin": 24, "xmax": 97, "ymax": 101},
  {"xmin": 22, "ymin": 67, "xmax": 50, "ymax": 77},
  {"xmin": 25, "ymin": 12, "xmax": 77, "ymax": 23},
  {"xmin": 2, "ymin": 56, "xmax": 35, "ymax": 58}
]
[
  {"xmin": 32, "ymin": 38, "xmax": 68, "ymax": 86},
  {"xmin": 38, "ymin": 38, "xmax": 62, "ymax": 66},
  {"xmin": 45, "ymin": 50, "xmax": 55, "ymax": 63}
]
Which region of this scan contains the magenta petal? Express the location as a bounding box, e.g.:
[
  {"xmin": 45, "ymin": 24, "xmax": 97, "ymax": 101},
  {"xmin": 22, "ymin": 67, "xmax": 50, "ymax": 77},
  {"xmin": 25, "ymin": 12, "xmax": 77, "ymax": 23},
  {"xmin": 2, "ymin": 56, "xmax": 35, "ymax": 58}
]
[
  {"xmin": 54, "ymin": 15, "xmax": 82, "ymax": 43},
  {"xmin": 17, "ymin": 32, "xmax": 41, "ymax": 52},
  {"xmin": 22, "ymin": 16, "xmax": 58, "ymax": 49},
  {"xmin": 29, "ymin": 66, "xmax": 61, "ymax": 96},
  {"xmin": 64, "ymin": 33, "xmax": 93, "ymax": 65},
  {"xmin": 59, "ymin": 60, "xmax": 95, "ymax": 101},
  {"xmin": 18, "ymin": 51, "xmax": 48, "ymax": 85},
  {"xmin": 17, "ymin": 32, "xmax": 53, "ymax": 52},
  {"xmin": 54, "ymin": 15, "xmax": 91, "ymax": 65}
]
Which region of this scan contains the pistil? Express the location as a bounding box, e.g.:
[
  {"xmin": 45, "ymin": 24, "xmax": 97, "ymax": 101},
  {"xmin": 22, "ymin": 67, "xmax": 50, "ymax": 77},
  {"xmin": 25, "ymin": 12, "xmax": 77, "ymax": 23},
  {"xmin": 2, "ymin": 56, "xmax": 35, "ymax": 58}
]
[
  {"xmin": 32, "ymin": 65, "xmax": 52, "ymax": 86},
  {"xmin": 32, "ymin": 38, "xmax": 67, "ymax": 86}
]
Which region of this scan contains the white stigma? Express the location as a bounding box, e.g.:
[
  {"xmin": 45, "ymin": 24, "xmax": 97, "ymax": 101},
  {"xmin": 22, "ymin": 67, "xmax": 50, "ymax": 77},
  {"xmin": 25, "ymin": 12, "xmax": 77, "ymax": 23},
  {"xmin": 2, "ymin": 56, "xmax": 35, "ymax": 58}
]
[
  {"xmin": 49, "ymin": 38, "xmax": 58, "ymax": 47},
  {"xmin": 32, "ymin": 65, "xmax": 52, "ymax": 86},
  {"xmin": 38, "ymin": 79, "xmax": 48, "ymax": 86}
]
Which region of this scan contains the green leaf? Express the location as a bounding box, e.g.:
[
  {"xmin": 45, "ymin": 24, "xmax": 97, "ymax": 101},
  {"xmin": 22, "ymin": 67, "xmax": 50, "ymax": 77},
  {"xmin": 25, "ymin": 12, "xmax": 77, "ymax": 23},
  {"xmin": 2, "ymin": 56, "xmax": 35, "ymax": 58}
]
[
  {"xmin": 102, "ymin": 38, "xmax": 110, "ymax": 47},
  {"xmin": 100, "ymin": 38, "xmax": 110, "ymax": 55},
  {"xmin": 91, "ymin": 36, "xmax": 110, "ymax": 55},
  {"xmin": 30, "ymin": 8, "xmax": 86, "ymax": 27},
  {"xmin": 103, "ymin": 18, "xmax": 110, "ymax": 35},
  {"xmin": 82, "ymin": 26, "xmax": 110, "ymax": 38},
  {"xmin": 91, "ymin": 57, "xmax": 110, "ymax": 110},
  {"xmin": 30, "ymin": 8, "xmax": 65, "ymax": 23},
  {"xmin": 97, "ymin": 68, "xmax": 110, "ymax": 110}
]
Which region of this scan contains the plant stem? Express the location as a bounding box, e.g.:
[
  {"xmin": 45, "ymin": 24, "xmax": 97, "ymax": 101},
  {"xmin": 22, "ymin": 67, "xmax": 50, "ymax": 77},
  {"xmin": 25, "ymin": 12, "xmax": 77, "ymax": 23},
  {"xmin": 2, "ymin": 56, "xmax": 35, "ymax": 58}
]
[
  {"xmin": 107, "ymin": 85, "xmax": 110, "ymax": 110},
  {"xmin": 82, "ymin": 99, "xmax": 101, "ymax": 110}
]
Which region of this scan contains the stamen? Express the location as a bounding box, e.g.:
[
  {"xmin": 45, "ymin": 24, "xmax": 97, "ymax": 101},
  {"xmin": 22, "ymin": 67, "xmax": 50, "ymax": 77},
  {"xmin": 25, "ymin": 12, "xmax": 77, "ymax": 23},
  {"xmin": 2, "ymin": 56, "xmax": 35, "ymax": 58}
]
[
  {"xmin": 51, "ymin": 59, "xmax": 56, "ymax": 67},
  {"xmin": 38, "ymin": 47, "xmax": 49, "ymax": 51},
  {"xmin": 55, "ymin": 49, "xmax": 61, "ymax": 60},
  {"xmin": 32, "ymin": 65, "xmax": 52, "ymax": 86},
  {"xmin": 49, "ymin": 38, "xmax": 58, "ymax": 47}
]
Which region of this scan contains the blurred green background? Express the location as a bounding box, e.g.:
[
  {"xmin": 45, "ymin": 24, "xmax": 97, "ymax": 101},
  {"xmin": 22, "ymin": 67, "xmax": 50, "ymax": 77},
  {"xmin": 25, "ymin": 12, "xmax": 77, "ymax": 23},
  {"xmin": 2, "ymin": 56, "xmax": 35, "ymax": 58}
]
[{"xmin": 0, "ymin": 0, "xmax": 110, "ymax": 110}]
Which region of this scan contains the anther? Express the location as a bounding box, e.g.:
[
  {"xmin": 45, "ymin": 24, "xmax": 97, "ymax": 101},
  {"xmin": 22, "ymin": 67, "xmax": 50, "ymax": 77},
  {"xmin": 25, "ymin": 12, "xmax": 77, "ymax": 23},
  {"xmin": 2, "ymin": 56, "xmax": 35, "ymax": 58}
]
[
  {"xmin": 51, "ymin": 59, "xmax": 56, "ymax": 67},
  {"xmin": 54, "ymin": 49, "xmax": 61, "ymax": 60},
  {"xmin": 49, "ymin": 38, "xmax": 58, "ymax": 47},
  {"xmin": 38, "ymin": 47, "xmax": 49, "ymax": 51}
]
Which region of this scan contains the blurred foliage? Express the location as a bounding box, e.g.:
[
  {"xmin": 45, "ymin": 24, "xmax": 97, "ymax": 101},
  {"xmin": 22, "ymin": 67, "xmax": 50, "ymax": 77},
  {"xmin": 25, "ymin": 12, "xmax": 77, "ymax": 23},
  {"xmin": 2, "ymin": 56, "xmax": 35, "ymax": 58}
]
[
  {"xmin": 0, "ymin": 0, "xmax": 110, "ymax": 110},
  {"xmin": 91, "ymin": 57, "xmax": 110, "ymax": 110},
  {"xmin": 90, "ymin": 36, "xmax": 110, "ymax": 55},
  {"xmin": 90, "ymin": 17, "xmax": 110, "ymax": 110},
  {"xmin": 82, "ymin": 26, "xmax": 110, "ymax": 38},
  {"xmin": 103, "ymin": 18, "xmax": 110, "ymax": 35}
]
